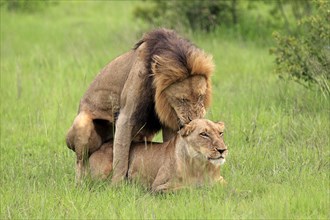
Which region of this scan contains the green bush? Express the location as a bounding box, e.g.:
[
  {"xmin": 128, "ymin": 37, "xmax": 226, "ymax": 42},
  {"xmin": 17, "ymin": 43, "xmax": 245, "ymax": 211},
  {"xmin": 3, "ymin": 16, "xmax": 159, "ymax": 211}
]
[
  {"xmin": 133, "ymin": 0, "xmax": 239, "ymax": 32},
  {"xmin": 270, "ymin": 0, "xmax": 330, "ymax": 96},
  {"xmin": 1, "ymin": 0, "xmax": 57, "ymax": 12},
  {"xmin": 132, "ymin": 1, "xmax": 312, "ymax": 43}
]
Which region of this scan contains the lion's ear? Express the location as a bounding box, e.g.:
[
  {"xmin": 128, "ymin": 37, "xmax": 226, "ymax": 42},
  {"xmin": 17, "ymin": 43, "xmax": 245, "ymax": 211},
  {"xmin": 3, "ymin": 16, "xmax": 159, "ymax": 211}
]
[{"xmin": 178, "ymin": 124, "xmax": 195, "ymax": 137}]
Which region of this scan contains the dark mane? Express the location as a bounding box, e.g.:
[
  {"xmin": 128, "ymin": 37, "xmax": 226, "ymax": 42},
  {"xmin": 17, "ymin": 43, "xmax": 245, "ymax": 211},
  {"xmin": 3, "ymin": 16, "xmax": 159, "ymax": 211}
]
[
  {"xmin": 134, "ymin": 28, "xmax": 196, "ymax": 77},
  {"xmin": 132, "ymin": 28, "xmax": 214, "ymax": 132}
]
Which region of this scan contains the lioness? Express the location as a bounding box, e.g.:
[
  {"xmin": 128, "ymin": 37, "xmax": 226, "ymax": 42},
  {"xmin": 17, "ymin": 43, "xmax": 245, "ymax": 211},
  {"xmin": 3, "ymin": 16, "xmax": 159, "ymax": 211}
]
[
  {"xmin": 89, "ymin": 119, "xmax": 228, "ymax": 192},
  {"xmin": 66, "ymin": 28, "xmax": 214, "ymax": 184}
]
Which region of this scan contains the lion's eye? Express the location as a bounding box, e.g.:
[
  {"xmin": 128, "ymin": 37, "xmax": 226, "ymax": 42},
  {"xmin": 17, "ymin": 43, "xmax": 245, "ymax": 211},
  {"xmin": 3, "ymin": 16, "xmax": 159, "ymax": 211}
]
[
  {"xmin": 200, "ymin": 132, "xmax": 209, "ymax": 138},
  {"xmin": 178, "ymin": 98, "xmax": 189, "ymax": 104},
  {"xmin": 219, "ymin": 132, "xmax": 224, "ymax": 137}
]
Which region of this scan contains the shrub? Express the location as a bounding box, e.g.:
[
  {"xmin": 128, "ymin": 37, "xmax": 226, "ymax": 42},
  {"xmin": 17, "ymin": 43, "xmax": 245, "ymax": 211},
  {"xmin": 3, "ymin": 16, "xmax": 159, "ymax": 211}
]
[
  {"xmin": 133, "ymin": 0, "xmax": 239, "ymax": 32},
  {"xmin": 270, "ymin": 0, "xmax": 330, "ymax": 96},
  {"xmin": 1, "ymin": 0, "xmax": 57, "ymax": 13}
]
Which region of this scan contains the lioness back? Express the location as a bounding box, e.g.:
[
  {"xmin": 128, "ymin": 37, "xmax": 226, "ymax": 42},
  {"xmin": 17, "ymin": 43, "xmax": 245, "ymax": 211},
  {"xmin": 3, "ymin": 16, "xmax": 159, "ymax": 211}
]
[
  {"xmin": 89, "ymin": 139, "xmax": 175, "ymax": 185},
  {"xmin": 127, "ymin": 140, "xmax": 175, "ymax": 186}
]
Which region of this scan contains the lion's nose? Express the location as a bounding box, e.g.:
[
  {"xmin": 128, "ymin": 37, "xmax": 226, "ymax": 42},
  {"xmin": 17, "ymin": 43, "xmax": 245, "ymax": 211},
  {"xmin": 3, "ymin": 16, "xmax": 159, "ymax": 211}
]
[{"xmin": 217, "ymin": 149, "xmax": 226, "ymax": 154}]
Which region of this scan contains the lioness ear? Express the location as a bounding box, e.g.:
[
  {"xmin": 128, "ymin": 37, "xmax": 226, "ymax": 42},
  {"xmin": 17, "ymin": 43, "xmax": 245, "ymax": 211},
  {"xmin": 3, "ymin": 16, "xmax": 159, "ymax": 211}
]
[
  {"xmin": 178, "ymin": 124, "xmax": 195, "ymax": 137},
  {"xmin": 216, "ymin": 121, "xmax": 225, "ymax": 130}
]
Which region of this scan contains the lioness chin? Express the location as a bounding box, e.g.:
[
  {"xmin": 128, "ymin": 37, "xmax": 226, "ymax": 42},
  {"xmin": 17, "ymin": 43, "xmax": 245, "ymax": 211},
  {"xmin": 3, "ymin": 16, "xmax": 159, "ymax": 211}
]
[{"xmin": 89, "ymin": 119, "xmax": 228, "ymax": 193}]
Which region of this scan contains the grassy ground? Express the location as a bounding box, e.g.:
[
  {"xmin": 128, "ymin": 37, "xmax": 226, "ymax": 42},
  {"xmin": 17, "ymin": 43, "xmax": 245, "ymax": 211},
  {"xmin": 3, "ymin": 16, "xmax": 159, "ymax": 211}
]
[{"xmin": 1, "ymin": 2, "xmax": 329, "ymax": 219}]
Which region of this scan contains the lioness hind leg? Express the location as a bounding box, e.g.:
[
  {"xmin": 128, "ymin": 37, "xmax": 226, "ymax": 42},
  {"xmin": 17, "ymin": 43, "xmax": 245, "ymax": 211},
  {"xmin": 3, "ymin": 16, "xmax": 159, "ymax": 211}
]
[
  {"xmin": 89, "ymin": 142, "xmax": 113, "ymax": 179},
  {"xmin": 66, "ymin": 112, "xmax": 103, "ymax": 184}
]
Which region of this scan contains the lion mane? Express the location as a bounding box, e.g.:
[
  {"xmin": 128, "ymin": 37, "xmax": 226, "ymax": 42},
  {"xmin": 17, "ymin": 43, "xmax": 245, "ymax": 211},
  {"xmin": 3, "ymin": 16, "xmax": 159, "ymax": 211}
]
[{"xmin": 134, "ymin": 29, "xmax": 214, "ymax": 130}]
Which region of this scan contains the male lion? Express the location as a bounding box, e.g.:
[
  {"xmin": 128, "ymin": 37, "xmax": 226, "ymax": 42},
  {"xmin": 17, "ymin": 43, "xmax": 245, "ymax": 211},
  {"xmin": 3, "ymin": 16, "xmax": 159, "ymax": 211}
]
[
  {"xmin": 66, "ymin": 28, "xmax": 214, "ymax": 183},
  {"xmin": 89, "ymin": 119, "xmax": 228, "ymax": 193}
]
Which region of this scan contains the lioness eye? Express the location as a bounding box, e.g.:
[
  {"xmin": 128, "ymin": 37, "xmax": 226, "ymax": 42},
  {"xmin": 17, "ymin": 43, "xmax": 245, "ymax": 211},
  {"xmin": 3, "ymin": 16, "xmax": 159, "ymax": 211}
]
[
  {"xmin": 200, "ymin": 132, "xmax": 209, "ymax": 138},
  {"xmin": 219, "ymin": 132, "xmax": 224, "ymax": 137}
]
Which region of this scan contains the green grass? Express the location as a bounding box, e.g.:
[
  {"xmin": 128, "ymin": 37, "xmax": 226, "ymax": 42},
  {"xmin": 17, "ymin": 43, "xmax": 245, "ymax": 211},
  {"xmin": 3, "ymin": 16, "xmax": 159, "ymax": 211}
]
[{"xmin": 1, "ymin": 1, "xmax": 329, "ymax": 219}]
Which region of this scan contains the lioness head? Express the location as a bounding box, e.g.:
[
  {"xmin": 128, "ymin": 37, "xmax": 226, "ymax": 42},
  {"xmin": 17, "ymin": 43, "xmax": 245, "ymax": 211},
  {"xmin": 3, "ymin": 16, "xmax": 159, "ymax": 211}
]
[{"xmin": 179, "ymin": 119, "xmax": 228, "ymax": 166}]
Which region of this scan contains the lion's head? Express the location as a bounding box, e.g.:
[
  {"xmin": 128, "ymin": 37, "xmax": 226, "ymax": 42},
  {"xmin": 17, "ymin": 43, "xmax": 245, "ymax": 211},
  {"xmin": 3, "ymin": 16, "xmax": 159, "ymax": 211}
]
[
  {"xmin": 179, "ymin": 119, "xmax": 228, "ymax": 166},
  {"xmin": 140, "ymin": 28, "xmax": 214, "ymax": 131}
]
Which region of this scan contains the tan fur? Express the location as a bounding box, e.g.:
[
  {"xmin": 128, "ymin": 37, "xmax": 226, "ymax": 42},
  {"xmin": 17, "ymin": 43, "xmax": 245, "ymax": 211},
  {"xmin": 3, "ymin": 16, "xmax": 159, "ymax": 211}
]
[
  {"xmin": 66, "ymin": 29, "xmax": 214, "ymax": 184},
  {"xmin": 89, "ymin": 142, "xmax": 113, "ymax": 179},
  {"xmin": 89, "ymin": 119, "xmax": 228, "ymax": 193}
]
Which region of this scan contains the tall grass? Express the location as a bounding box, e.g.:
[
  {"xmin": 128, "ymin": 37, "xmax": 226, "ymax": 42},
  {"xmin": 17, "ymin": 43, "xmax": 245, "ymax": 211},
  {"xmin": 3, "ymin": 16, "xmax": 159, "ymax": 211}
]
[{"xmin": 1, "ymin": 2, "xmax": 329, "ymax": 219}]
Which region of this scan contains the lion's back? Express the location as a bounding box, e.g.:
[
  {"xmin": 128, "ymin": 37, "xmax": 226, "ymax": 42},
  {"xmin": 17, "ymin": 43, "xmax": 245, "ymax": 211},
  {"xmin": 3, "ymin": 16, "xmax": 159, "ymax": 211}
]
[{"xmin": 78, "ymin": 51, "xmax": 137, "ymax": 120}]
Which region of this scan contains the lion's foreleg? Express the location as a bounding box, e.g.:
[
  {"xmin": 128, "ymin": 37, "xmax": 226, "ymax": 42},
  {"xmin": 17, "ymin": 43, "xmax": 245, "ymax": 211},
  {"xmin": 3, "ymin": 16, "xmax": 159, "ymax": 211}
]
[
  {"xmin": 112, "ymin": 114, "xmax": 133, "ymax": 184},
  {"xmin": 112, "ymin": 54, "xmax": 148, "ymax": 184}
]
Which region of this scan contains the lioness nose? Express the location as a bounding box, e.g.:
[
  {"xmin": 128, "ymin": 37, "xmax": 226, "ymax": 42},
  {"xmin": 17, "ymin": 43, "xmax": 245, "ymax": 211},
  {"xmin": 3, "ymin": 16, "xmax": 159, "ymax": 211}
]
[{"xmin": 217, "ymin": 149, "xmax": 226, "ymax": 154}]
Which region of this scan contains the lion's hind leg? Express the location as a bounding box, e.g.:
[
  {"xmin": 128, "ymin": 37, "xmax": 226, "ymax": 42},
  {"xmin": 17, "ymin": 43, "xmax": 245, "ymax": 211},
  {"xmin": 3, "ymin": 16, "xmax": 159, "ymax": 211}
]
[{"xmin": 66, "ymin": 112, "xmax": 103, "ymax": 184}]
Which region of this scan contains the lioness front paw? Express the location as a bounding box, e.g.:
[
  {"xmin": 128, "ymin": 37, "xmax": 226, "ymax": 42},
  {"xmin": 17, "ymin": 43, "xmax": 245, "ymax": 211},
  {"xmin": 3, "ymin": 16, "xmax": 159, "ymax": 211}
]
[{"xmin": 217, "ymin": 176, "xmax": 227, "ymax": 185}]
